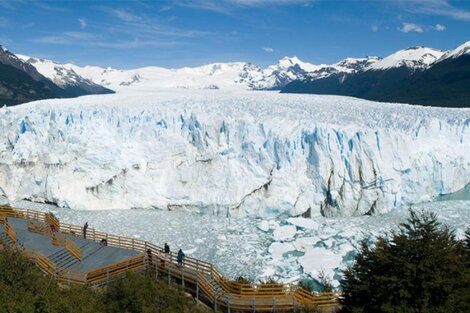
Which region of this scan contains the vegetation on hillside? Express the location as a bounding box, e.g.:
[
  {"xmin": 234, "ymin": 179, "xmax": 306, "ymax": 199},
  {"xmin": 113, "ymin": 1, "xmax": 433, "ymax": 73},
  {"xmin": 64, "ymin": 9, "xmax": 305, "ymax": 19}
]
[{"xmin": 0, "ymin": 246, "xmax": 210, "ymax": 313}]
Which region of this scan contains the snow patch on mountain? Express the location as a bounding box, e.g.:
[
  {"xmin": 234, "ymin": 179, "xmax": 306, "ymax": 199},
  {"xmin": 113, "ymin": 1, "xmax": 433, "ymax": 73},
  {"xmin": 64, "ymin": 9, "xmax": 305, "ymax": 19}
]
[
  {"xmin": 0, "ymin": 90, "xmax": 468, "ymax": 218},
  {"xmin": 441, "ymin": 41, "xmax": 470, "ymax": 60},
  {"xmin": 367, "ymin": 46, "xmax": 444, "ymax": 71},
  {"xmin": 17, "ymin": 55, "xmax": 102, "ymax": 90},
  {"xmin": 58, "ymin": 56, "xmax": 379, "ymax": 91}
]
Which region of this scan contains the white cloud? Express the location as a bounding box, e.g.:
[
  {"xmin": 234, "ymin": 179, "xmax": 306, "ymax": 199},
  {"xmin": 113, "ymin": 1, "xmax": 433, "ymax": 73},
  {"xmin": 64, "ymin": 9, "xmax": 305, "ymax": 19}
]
[
  {"xmin": 110, "ymin": 8, "xmax": 142, "ymax": 22},
  {"xmin": 435, "ymin": 23, "xmax": 446, "ymax": 31},
  {"xmin": 397, "ymin": 0, "xmax": 470, "ymax": 21},
  {"xmin": 371, "ymin": 25, "xmax": 379, "ymax": 32},
  {"xmin": 230, "ymin": 0, "xmax": 312, "ymax": 5},
  {"xmin": 78, "ymin": 18, "xmax": 87, "ymax": 29},
  {"xmin": 172, "ymin": 0, "xmax": 313, "ymax": 13},
  {"xmin": 398, "ymin": 22, "xmax": 424, "ymax": 33},
  {"xmin": 263, "ymin": 47, "xmax": 274, "ymax": 53},
  {"xmin": 32, "ymin": 31, "xmax": 182, "ymax": 49}
]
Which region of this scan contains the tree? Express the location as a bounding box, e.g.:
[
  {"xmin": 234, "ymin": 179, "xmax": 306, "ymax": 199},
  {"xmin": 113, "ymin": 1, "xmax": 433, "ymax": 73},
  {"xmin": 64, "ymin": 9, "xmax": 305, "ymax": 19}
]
[{"xmin": 340, "ymin": 210, "xmax": 470, "ymax": 313}]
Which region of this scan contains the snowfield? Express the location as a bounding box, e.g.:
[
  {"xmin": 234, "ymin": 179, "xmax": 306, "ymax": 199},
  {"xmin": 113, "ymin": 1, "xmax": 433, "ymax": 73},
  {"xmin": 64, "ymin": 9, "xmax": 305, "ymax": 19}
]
[{"xmin": 0, "ymin": 90, "xmax": 469, "ymax": 218}]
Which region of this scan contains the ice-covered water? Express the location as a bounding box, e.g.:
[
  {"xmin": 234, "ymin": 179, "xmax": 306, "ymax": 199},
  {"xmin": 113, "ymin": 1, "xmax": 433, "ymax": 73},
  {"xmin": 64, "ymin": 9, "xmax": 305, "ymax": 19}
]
[{"xmin": 5, "ymin": 196, "xmax": 469, "ymax": 288}]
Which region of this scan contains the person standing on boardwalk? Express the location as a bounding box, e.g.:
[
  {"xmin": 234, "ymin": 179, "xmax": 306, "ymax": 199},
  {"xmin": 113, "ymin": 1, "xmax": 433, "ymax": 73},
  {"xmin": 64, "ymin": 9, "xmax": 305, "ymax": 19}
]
[
  {"xmin": 164, "ymin": 242, "xmax": 170, "ymax": 254},
  {"xmin": 83, "ymin": 222, "xmax": 88, "ymax": 239},
  {"xmin": 177, "ymin": 249, "xmax": 185, "ymax": 266}
]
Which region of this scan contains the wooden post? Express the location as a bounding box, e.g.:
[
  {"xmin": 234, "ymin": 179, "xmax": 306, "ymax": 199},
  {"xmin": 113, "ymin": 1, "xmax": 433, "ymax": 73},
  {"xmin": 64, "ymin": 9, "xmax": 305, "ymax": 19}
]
[
  {"xmin": 196, "ymin": 276, "xmax": 199, "ymax": 300},
  {"xmin": 168, "ymin": 267, "xmax": 171, "ymax": 286}
]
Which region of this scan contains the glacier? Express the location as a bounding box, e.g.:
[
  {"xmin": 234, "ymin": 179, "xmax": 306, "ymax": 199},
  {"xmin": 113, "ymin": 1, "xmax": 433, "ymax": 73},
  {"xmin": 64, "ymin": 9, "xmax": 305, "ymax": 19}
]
[{"xmin": 0, "ymin": 90, "xmax": 468, "ymax": 218}]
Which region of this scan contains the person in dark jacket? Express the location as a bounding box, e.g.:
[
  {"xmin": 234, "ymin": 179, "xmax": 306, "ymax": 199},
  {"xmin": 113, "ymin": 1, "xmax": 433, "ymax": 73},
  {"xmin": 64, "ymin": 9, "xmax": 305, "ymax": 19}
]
[
  {"xmin": 177, "ymin": 249, "xmax": 185, "ymax": 266},
  {"xmin": 83, "ymin": 222, "xmax": 88, "ymax": 239},
  {"xmin": 164, "ymin": 242, "xmax": 170, "ymax": 253}
]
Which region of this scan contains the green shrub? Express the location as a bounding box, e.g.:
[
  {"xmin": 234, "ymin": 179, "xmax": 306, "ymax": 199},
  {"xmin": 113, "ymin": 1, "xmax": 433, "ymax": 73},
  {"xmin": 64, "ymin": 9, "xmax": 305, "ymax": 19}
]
[
  {"xmin": 340, "ymin": 210, "xmax": 470, "ymax": 313},
  {"xmin": 0, "ymin": 247, "xmax": 209, "ymax": 313}
]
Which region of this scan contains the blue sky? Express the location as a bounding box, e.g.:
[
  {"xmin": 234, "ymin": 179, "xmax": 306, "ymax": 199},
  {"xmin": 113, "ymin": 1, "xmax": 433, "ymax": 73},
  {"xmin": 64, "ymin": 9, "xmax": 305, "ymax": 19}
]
[{"xmin": 0, "ymin": 0, "xmax": 469, "ymax": 69}]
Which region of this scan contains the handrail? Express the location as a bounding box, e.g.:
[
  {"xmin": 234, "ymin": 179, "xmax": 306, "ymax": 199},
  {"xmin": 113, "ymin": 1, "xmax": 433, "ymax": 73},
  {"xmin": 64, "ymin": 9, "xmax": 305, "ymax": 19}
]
[
  {"xmin": 4, "ymin": 219, "xmax": 16, "ymax": 242},
  {"xmin": 23, "ymin": 247, "xmax": 57, "ymax": 275},
  {"xmin": 0, "ymin": 206, "xmax": 340, "ymax": 311},
  {"xmin": 45, "ymin": 212, "xmax": 60, "ymax": 229},
  {"xmin": 65, "ymin": 237, "xmax": 82, "ymax": 260},
  {"xmin": 27, "ymin": 219, "xmax": 52, "ymax": 236},
  {"xmin": 51, "ymin": 232, "xmax": 82, "ymax": 260}
]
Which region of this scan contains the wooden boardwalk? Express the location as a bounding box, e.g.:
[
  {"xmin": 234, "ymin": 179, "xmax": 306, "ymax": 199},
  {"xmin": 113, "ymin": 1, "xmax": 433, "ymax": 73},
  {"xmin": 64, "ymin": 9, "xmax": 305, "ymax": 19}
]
[{"xmin": 0, "ymin": 206, "xmax": 339, "ymax": 312}]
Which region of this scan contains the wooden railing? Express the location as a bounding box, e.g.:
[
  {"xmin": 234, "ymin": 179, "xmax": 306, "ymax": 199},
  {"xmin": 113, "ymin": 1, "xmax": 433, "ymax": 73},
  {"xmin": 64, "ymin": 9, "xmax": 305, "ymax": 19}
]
[
  {"xmin": 51, "ymin": 232, "xmax": 82, "ymax": 260},
  {"xmin": 46, "ymin": 212, "xmax": 60, "ymax": 229},
  {"xmin": 0, "ymin": 206, "xmax": 340, "ymax": 312},
  {"xmin": 27, "ymin": 219, "xmax": 52, "ymax": 236},
  {"xmin": 4, "ymin": 219, "xmax": 16, "ymax": 242},
  {"xmin": 23, "ymin": 247, "xmax": 57, "ymax": 276}
]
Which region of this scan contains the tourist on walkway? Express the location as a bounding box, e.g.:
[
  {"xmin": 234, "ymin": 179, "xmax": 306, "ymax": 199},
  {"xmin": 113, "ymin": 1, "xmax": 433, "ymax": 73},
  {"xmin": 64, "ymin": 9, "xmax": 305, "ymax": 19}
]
[
  {"xmin": 164, "ymin": 242, "xmax": 170, "ymax": 254},
  {"xmin": 177, "ymin": 249, "xmax": 185, "ymax": 266},
  {"xmin": 83, "ymin": 222, "xmax": 88, "ymax": 239}
]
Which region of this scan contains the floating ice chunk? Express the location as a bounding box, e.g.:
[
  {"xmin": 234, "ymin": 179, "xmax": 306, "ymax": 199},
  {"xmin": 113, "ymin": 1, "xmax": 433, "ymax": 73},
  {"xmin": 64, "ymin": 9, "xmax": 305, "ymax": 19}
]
[
  {"xmin": 298, "ymin": 247, "xmax": 342, "ymax": 286},
  {"xmin": 268, "ymin": 242, "xmax": 296, "ymax": 260},
  {"xmin": 287, "ymin": 217, "xmax": 320, "ymax": 230},
  {"xmin": 273, "ymin": 225, "xmax": 297, "ymax": 241},
  {"xmin": 262, "ymin": 267, "xmax": 276, "ymax": 277},
  {"xmin": 257, "ymin": 220, "xmax": 270, "ymax": 232},
  {"xmin": 184, "ymin": 247, "xmax": 197, "ymax": 254}
]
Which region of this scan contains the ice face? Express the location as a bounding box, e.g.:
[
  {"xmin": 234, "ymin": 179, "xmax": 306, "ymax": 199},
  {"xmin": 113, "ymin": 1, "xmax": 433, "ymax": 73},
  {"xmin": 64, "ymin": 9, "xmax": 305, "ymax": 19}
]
[{"xmin": 0, "ymin": 90, "xmax": 468, "ymax": 218}]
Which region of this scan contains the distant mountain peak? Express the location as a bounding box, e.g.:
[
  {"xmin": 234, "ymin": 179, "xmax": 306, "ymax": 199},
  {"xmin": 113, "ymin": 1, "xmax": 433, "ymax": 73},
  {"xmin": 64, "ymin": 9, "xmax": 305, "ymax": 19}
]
[
  {"xmin": 441, "ymin": 41, "xmax": 470, "ymax": 60},
  {"xmin": 367, "ymin": 46, "xmax": 444, "ymax": 71}
]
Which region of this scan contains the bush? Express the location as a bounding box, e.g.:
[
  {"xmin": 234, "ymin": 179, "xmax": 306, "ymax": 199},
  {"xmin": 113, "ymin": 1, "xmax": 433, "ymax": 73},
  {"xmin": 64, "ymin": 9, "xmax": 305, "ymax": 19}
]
[{"xmin": 340, "ymin": 210, "xmax": 470, "ymax": 313}]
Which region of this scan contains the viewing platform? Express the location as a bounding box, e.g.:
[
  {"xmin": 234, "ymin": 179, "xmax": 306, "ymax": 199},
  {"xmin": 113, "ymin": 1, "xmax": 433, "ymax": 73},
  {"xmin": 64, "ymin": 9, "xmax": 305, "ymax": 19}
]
[{"xmin": 0, "ymin": 206, "xmax": 339, "ymax": 312}]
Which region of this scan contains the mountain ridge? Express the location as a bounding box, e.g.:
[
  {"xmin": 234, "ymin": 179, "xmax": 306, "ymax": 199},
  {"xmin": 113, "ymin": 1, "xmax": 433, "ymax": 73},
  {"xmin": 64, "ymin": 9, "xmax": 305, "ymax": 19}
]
[
  {"xmin": 281, "ymin": 41, "xmax": 470, "ymax": 108},
  {"xmin": 3, "ymin": 41, "xmax": 470, "ymax": 107}
]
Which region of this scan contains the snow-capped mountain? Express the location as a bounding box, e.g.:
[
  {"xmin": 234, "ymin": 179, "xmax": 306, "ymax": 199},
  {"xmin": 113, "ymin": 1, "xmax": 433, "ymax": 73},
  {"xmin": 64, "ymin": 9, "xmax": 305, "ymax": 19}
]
[
  {"xmin": 5, "ymin": 40, "xmax": 470, "ymax": 107},
  {"xmin": 0, "ymin": 45, "xmax": 114, "ymax": 106},
  {"xmin": 0, "ymin": 46, "xmax": 64, "ymax": 105},
  {"xmin": 366, "ymin": 46, "xmax": 444, "ymax": 71},
  {"xmin": 55, "ymin": 55, "xmax": 379, "ymax": 92},
  {"xmin": 282, "ymin": 41, "xmax": 470, "ymax": 107},
  {"xmin": 0, "ymin": 46, "xmax": 50, "ymax": 82},
  {"xmin": 440, "ymin": 41, "xmax": 470, "ymax": 60},
  {"xmin": 17, "ymin": 55, "xmax": 114, "ymax": 97}
]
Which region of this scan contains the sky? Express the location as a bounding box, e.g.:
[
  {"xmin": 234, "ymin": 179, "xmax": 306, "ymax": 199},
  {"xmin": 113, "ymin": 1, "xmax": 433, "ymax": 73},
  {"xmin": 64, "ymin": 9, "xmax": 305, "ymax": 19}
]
[{"xmin": 0, "ymin": 0, "xmax": 469, "ymax": 69}]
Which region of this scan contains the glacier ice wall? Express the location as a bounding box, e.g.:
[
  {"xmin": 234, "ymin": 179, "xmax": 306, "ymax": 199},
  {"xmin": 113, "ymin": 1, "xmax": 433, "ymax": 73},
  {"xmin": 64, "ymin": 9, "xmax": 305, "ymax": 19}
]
[{"xmin": 0, "ymin": 91, "xmax": 469, "ymax": 217}]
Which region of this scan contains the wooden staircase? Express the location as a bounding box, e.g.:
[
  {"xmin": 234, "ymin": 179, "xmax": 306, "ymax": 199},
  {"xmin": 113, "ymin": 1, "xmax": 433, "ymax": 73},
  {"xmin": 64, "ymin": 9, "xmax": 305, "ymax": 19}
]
[{"xmin": 0, "ymin": 206, "xmax": 340, "ymax": 312}]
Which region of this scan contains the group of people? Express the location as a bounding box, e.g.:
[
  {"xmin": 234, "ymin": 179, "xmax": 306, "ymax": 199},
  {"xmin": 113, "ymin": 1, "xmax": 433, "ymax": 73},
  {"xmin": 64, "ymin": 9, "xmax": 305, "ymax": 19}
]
[
  {"xmin": 81, "ymin": 222, "xmax": 186, "ymax": 266},
  {"xmin": 164, "ymin": 242, "xmax": 185, "ymax": 266}
]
